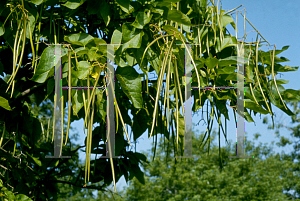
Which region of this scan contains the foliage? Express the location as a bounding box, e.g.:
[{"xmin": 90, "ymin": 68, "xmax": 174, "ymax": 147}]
[
  {"xmin": 0, "ymin": 179, "xmax": 32, "ymax": 201},
  {"xmin": 0, "ymin": 0, "xmax": 299, "ymax": 199},
  {"xmin": 123, "ymin": 127, "xmax": 300, "ymax": 200}
]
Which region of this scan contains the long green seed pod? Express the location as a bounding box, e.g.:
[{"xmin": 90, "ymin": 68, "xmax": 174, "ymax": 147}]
[
  {"xmin": 65, "ymin": 49, "xmax": 71, "ymax": 146},
  {"xmin": 0, "ymin": 123, "xmax": 5, "ymax": 147},
  {"xmin": 52, "ymin": 94, "xmax": 56, "ymax": 143},
  {"xmin": 61, "ymin": 95, "xmax": 64, "ymax": 155},
  {"xmin": 46, "ymin": 117, "xmax": 50, "ymax": 142}
]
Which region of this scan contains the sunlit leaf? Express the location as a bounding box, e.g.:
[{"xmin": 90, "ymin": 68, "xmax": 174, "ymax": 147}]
[{"xmin": 0, "ymin": 96, "xmax": 11, "ymax": 111}]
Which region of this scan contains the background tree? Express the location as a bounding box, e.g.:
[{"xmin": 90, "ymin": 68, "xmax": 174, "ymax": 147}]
[{"xmin": 122, "ymin": 123, "xmax": 300, "ymax": 200}]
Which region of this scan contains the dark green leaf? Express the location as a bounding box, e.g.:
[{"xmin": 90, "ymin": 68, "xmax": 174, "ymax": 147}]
[
  {"xmin": 131, "ymin": 164, "xmax": 145, "ymax": 184},
  {"xmin": 132, "ymin": 11, "xmax": 152, "ymax": 29},
  {"xmin": 99, "ymin": 1, "xmax": 111, "ymax": 26},
  {"xmin": 115, "ymin": 67, "xmax": 143, "ymax": 108},
  {"xmin": 120, "ymin": 24, "xmax": 144, "ymax": 52},
  {"xmin": 132, "ymin": 108, "xmax": 149, "ymax": 140}
]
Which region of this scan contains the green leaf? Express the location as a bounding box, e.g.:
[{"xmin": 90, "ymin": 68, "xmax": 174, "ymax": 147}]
[
  {"xmin": 115, "ymin": 133, "xmax": 125, "ymax": 156},
  {"xmin": 87, "ymin": 0, "xmax": 101, "ymax": 15},
  {"xmin": 74, "ymin": 47, "xmax": 89, "ymax": 55},
  {"xmin": 0, "ymin": 21, "xmax": 4, "ymax": 36},
  {"xmin": 283, "ymin": 89, "xmax": 300, "ymax": 101},
  {"xmin": 120, "ymin": 24, "xmax": 144, "ymax": 52},
  {"xmin": 274, "ymin": 79, "xmax": 289, "ymax": 85},
  {"xmin": 166, "ymin": 10, "xmax": 192, "ymax": 26},
  {"xmin": 205, "ymin": 57, "xmax": 219, "ymax": 70},
  {"xmin": 4, "ymin": 190, "xmax": 15, "ymax": 200},
  {"xmin": 115, "ymin": 67, "xmax": 143, "ymax": 108},
  {"xmin": 132, "ymin": 11, "xmax": 152, "ymax": 29},
  {"xmin": 151, "ymin": 8, "xmax": 164, "ymax": 16},
  {"xmin": 216, "ymin": 35, "xmax": 237, "ymax": 52},
  {"xmin": 111, "ymin": 27, "xmax": 122, "ymax": 50},
  {"xmin": 220, "ymin": 15, "xmax": 234, "ymax": 28},
  {"xmin": 96, "ymin": 93, "xmax": 106, "ymax": 122},
  {"xmin": 86, "ymin": 49, "xmax": 102, "ymax": 61},
  {"xmin": 0, "ymin": 61, "xmax": 3, "ymax": 76},
  {"xmin": 99, "ymin": 1, "xmax": 111, "ymax": 26},
  {"xmin": 86, "ymin": 38, "xmax": 107, "ymax": 52},
  {"xmin": 155, "ymin": 0, "xmax": 180, "ymax": 8},
  {"xmin": 26, "ymin": 14, "xmax": 35, "ymax": 39},
  {"xmin": 28, "ymin": 0, "xmax": 44, "ymax": 5},
  {"xmin": 30, "ymin": 46, "xmax": 68, "ymax": 83},
  {"xmin": 15, "ymin": 194, "xmax": 32, "ymax": 201},
  {"xmin": 133, "ymin": 152, "xmax": 148, "ymax": 163},
  {"xmin": 72, "ymin": 89, "xmax": 84, "ymax": 116},
  {"xmin": 132, "ymin": 108, "xmax": 149, "ymax": 140},
  {"xmin": 62, "ymin": 0, "xmax": 86, "ymax": 9},
  {"xmin": 64, "ymin": 33, "xmax": 94, "ymax": 46},
  {"xmin": 116, "ymin": 0, "xmax": 134, "ymax": 14},
  {"xmin": 77, "ymin": 61, "xmax": 91, "ymax": 79},
  {"xmin": 54, "ymin": 160, "xmax": 59, "ymax": 167},
  {"xmin": 276, "ymin": 65, "xmax": 299, "ymax": 72},
  {"xmin": 244, "ymin": 100, "xmax": 269, "ymax": 115},
  {"xmin": 27, "ymin": 154, "xmax": 42, "ymax": 167},
  {"xmin": 0, "ymin": 96, "xmax": 11, "ymax": 111},
  {"xmin": 131, "ymin": 164, "xmax": 145, "ymax": 184},
  {"xmin": 244, "ymin": 109, "xmax": 254, "ymax": 123},
  {"xmin": 217, "ymin": 66, "xmax": 236, "ymax": 74},
  {"xmin": 219, "ymin": 56, "xmax": 249, "ymax": 67}
]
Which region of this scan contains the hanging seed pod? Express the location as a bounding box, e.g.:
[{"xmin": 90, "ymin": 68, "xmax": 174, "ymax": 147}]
[{"xmin": 65, "ymin": 48, "xmax": 72, "ymax": 146}]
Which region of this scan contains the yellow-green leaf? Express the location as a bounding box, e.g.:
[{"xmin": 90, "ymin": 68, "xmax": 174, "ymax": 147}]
[{"xmin": 0, "ymin": 96, "xmax": 11, "ymax": 111}]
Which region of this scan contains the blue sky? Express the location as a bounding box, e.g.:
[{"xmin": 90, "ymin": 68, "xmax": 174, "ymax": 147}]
[{"xmin": 67, "ymin": 0, "xmax": 300, "ymax": 194}]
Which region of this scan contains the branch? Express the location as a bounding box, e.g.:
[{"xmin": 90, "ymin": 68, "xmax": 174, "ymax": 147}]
[{"xmin": 11, "ymin": 83, "xmax": 46, "ymax": 105}]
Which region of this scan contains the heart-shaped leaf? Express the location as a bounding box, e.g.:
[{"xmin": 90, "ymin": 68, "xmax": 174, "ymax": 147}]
[
  {"xmin": 30, "ymin": 46, "xmax": 68, "ymax": 83},
  {"xmin": 111, "ymin": 27, "xmax": 122, "ymax": 50},
  {"xmin": 115, "ymin": 66, "xmax": 143, "ymax": 108},
  {"xmin": 77, "ymin": 61, "xmax": 91, "ymax": 79},
  {"xmin": 120, "ymin": 24, "xmax": 144, "ymax": 52},
  {"xmin": 64, "ymin": 33, "xmax": 94, "ymax": 46},
  {"xmin": 131, "ymin": 11, "xmax": 152, "ymax": 29},
  {"xmin": 166, "ymin": 10, "xmax": 192, "ymax": 26},
  {"xmin": 100, "ymin": 1, "xmax": 111, "ymax": 26}
]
